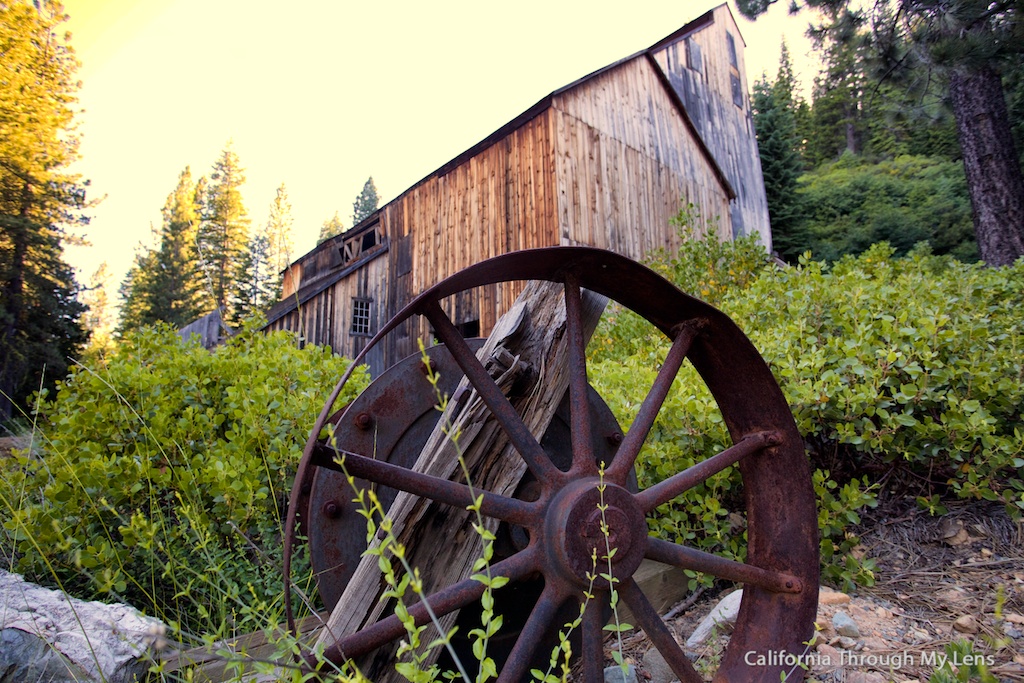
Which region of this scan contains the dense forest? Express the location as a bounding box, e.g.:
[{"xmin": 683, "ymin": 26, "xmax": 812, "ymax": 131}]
[{"xmin": 745, "ymin": 0, "xmax": 1024, "ymax": 265}]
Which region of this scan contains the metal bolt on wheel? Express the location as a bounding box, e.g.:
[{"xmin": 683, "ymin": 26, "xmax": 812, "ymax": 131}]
[{"xmin": 284, "ymin": 247, "xmax": 819, "ymax": 682}]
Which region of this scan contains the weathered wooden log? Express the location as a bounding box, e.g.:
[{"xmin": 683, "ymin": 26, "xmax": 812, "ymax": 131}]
[{"xmin": 314, "ymin": 280, "xmax": 607, "ymax": 680}]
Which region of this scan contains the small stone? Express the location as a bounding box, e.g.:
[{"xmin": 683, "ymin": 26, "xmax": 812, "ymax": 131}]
[
  {"xmin": 953, "ymin": 615, "xmax": 980, "ymax": 634},
  {"xmin": 913, "ymin": 629, "xmax": 931, "ymax": 643},
  {"xmin": 1002, "ymin": 624, "xmax": 1022, "ymax": 639},
  {"xmin": 818, "ymin": 586, "xmax": 852, "ymax": 606},
  {"xmin": 980, "ymin": 547, "xmax": 993, "ymax": 557},
  {"xmin": 837, "ymin": 636, "xmax": 859, "ymax": 649},
  {"xmin": 876, "ymin": 607, "xmax": 893, "ymax": 619},
  {"xmin": 815, "ymin": 643, "xmax": 841, "ymax": 669},
  {"xmin": 832, "ymin": 611, "xmax": 861, "ymax": 638},
  {"xmin": 604, "ymin": 663, "xmax": 638, "ymax": 683},
  {"xmin": 642, "ymin": 648, "xmax": 675, "ymax": 683},
  {"xmin": 1005, "ymin": 612, "xmax": 1024, "ymax": 625},
  {"xmin": 861, "ymin": 636, "xmax": 889, "ymax": 651},
  {"xmin": 685, "ymin": 590, "xmax": 743, "ymax": 648}
]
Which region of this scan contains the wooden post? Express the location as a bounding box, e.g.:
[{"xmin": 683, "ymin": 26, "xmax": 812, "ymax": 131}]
[{"xmin": 314, "ymin": 280, "xmax": 607, "ymax": 680}]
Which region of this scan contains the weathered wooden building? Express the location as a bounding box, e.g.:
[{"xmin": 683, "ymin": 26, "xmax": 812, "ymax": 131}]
[{"xmin": 265, "ymin": 4, "xmax": 769, "ymax": 371}]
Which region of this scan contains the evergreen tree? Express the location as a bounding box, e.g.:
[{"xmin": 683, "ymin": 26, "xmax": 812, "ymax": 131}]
[
  {"xmin": 198, "ymin": 143, "xmax": 250, "ymax": 315},
  {"xmin": 752, "ymin": 42, "xmax": 808, "ymax": 261},
  {"xmin": 0, "ymin": 0, "xmax": 89, "ymax": 422},
  {"xmin": 80, "ymin": 262, "xmax": 114, "ymax": 358},
  {"xmin": 317, "ymin": 211, "xmax": 344, "ymax": 245},
  {"xmin": 117, "ymin": 168, "xmax": 211, "ymax": 333},
  {"xmin": 351, "ymin": 176, "xmax": 379, "ymax": 225},
  {"xmin": 264, "ymin": 183, "xmax": 294, "ymax": 295},
  {"xmin": 805, "ymin": 27, "xmax": 869, "ymax": 165},
  {"xmin": 153, "ymin": 167, "xmax": 210, "ymax": 324},
  {"xmin": 231, "ymin": 184, "xmax": 294, "ymax": 321},
  {"xmin": 117, "ymin": 228, "xmax": 160, "ymax": 334},
  {"xmin": 740, "ymin": 0, "xmax": 1024, "ymax": 266}
]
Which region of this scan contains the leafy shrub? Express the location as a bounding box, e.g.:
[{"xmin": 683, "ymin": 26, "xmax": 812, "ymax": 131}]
[
  {"xmin": 588, "ymin": 224, "xmax": 1023, "ymax": 588},
  {"xmin": 794, "ymin": 153, "xmax": 978, "ymax": 262},
  {"xmin": 0, "ymin": 322, "xmax": 367, "ymax": 634},
  {"xmin": 742, "ymin": 243, "xmax": 1023, "ymax": 514}
]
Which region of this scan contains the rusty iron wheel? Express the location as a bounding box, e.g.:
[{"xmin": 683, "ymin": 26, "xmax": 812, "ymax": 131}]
[{"xmin": 284, "ymin": 247, "xmax": 819, "ymax": 683}]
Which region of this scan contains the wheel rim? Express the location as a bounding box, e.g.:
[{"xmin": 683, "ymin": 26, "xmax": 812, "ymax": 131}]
[{"xmin": 284, "ymin": 246, "xmax": 819, "ymax": 683}]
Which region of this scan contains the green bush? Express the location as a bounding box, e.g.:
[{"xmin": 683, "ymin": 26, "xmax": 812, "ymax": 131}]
[
  {"xmin": 588, "ymin": 227, "xmax": 1023, "ymax": 589},
  {"xmin": 0, "ymin": 322, "xmax": 367, "ymax": 634},
  {"xmin": 794, "ymin": 153, "xmax": 978, "ymax": 262}
]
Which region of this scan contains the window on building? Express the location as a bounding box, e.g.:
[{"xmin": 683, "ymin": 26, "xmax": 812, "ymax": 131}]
[
  {"xmin": 685, "ymin": 38, "xmax": 703, "ymax": 74},
  {"xmin": 351, "ymin": 298, "xmax": 372, "ymax": 336},
  {"xmin": 726, "ymin": 32, "xmax": 738, "ymax": 69},
  {"xmin": 340, "ymin": 221, "xmax": 384, "ymax": 266},
  {"xmin": 730, "ymin": 73, "xmax": 744, "ymax": 108}
]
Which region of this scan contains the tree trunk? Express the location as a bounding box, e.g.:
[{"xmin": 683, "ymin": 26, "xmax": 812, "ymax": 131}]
[
  {"xmin": 0, "ymin": 184, "xmax": 32, "ymax": 422},
  {"xmin": 949, "ymin": 64, "xmax": 1024, "ymax": 267},
  {"xmin": 314, "ymin": 280, "xmax": 607, "ymax": 681}
]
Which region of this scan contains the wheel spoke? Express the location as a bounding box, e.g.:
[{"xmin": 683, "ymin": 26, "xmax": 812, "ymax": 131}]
[
  {"xmin": 619, "ymin": 579, "xmax": 703, "ymax": 683},
  {"xmin": 424, "ymin": 301, "xmax": 561, "ymax": 485},
  {"xmin": 313, "ymin": 547, "xmax": 540, "ymax": 668},
  {"xmin": 646, "ymin": 538, "xmax": 802, "ymax": 594},
  {"xmin": 564, "ymin": 274, "xmax": 597, "ymax": 476},
  {"xmin": 310, "ymin": 442, "xmax": 536, "ymax": 527},
  {"xmin": 635, "ymin": 431, "xmax": 779, "ymax": 513},
  {"xmin": 581, "ymin": 590, "xmax": 608, "ymax": 683},
  {"xmin": 497, "ymin": 582, "xmax": 568, "ymax": 683},
  {"xmin": 606, "ymin": 321, "xmax": 703, "ymax": 482}
]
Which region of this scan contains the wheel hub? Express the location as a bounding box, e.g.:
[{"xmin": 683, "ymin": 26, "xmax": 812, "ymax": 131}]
[{"xmin": 545, "ymin": 479, "xmax": 646, "ymax": 589}]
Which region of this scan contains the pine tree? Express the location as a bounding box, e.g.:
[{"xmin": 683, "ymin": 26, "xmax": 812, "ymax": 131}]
[
  {"xmin": 198, "ymin": 143, "xmax": 250, "ymax": 315},
  {"xmin": 80, "ymin": 262, "xmax": 114, "ymax": 357},
  {"xmin": 351, "ymin": 176, "xmax": 379, "ymax": 225},
  {"xmin": 117, "ymin": 168, "xmax": 212, "ymax": 333},
  {"xmin": 0, "ymin": 0, "xmax": 89, "ymax": 421},
  {"xmin": 752, "ymin": 42, "xmax": 809, "ymax": 261},
  {"xmin": 263, "ymin": 183, "xmax": 294, "ymax": 297},
  {"xmin": 317, "ymin": 211, "xmax": 344, "ymax": 245},
  {"xmin": 153, "ymin": 167, "xmax": 210, "ymax": 324}
]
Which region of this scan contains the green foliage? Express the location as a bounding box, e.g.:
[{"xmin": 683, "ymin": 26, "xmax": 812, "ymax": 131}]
[
  {"xmin": 119, "ymin": 167, "xmax": 212, "ymax": 334},
  {"xmin": 200, "ymin": 142, "xmax": 251, "ymax": 318},
  {"xmin": 589, "ymin": 224, "xmax": 1024, "ymax": 589},
  {"xmin": 0, "ymin": 323, "xmax": 367, "ymax": 633},
  {"xmin": 318, "ymin": 211, "xmax": 345, "ymax": 245},
  {"xmin": 928, "ymin": 640, "xmax": 997, "ymax": 683},
  {"xmin": 794, "ymin": 153, "xmax": 977, "ymax": 262},
  {"xmin": 752, "ymin": 43, "xmax": 810, "ymax": 262},
  {"xmin": 744, "ymin": 242, "xmax": 1023, "ymax": 513},
  {"xmin": 0, "ymin": 0, "xmax": 90, "ymax": 423},
  {"xmin": 352, "ymin": 176, "xmax": 380, "ymax": 226}
]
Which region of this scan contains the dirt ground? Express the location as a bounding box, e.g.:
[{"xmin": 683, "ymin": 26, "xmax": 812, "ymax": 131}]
[{"xmin": 610, "ymin": 497, "xmax": 1024, "ymax": 683}]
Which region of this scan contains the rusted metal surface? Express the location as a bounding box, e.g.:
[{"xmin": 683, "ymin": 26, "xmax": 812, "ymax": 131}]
[{"xmin": 285, "ymin": 246, "xmax": 819, "ymax": 682}]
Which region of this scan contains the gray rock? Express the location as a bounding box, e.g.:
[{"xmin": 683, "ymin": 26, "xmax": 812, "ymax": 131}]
[
  {"xmin": 836, "ymin": 636, "xmax": 859, "ymax": 650},
  {"xmin": 642, "ymin": 648, "xmax": 676, "ymax": 683},
  {"xmin": 0, "ymin": 628, "xmax": 91, "ymax": 682},
  {"xmin": 685, "ymin": 589, "xmax": 743, "ymax": 648},
  {"xmin": 0, "ymin": 569, "xmax": 165, "ymax": 683},
  {"xmin": 832, "ymin": 611, "xmax": 861, "ymax": 638},
  {"xmin": 604, "ymin": 663, "xmax": 638, "ymax": 683}
]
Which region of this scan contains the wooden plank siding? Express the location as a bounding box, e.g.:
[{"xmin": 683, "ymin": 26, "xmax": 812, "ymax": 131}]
[
  {"xmin": 372, "ymin": 111, "xmax": 560, "ymax": 358},
  {"xmin": 552, "ymin": 56, "xmax": 731, "ymax": 259},
  {"xmin": 649, "ymin": 5, "xmax": 770, "ymax": 247}
]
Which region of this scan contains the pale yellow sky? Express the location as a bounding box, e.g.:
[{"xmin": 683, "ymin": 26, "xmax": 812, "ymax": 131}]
[{"xmin": 59, "ymin": 0, "xmax": 819, "ymax": 303}]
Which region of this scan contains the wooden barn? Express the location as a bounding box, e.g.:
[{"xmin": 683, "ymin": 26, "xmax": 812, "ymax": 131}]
[{"xmin": 264, "ymin": 3, "xmax": 770, "ymax": 372}]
